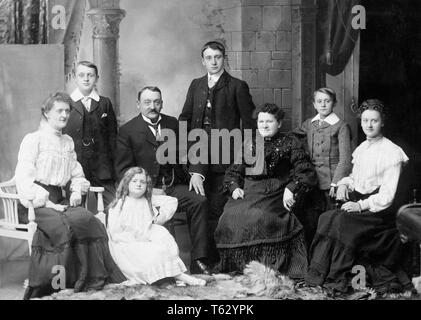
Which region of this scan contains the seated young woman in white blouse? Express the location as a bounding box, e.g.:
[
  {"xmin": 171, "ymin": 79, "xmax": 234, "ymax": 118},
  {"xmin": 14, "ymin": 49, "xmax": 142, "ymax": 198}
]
[
  {"xmin": 15, "ymin": 92, "xmax": 125, "ymax": 299},
  {"xmin": 305, "ymin": 99, "xmax": 414, "ymax": 296}
]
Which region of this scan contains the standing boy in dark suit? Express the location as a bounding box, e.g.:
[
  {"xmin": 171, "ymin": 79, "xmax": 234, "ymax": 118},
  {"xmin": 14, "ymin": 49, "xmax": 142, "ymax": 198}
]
[
  {"xmin": 115, "ymin": 86, "xmax": 212, "ymax": 275},
  {"xmin": 64, "ymin": 61, "xmax": 118, "ymax": 211},
  {"xmin": 179, "ymin": 41, "xmax": 256, "ymax": 264}
]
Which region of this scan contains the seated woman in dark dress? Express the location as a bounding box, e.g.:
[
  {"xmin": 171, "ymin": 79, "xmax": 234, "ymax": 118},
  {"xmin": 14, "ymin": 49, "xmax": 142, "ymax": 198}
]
[
  {"xmin": 15, "ymin": 92, "xmax": 125, "ymax": 299},
  {"xmin": 305, "ymin": 99, "xmax": 414, "ymax": 295},
  {"xmin": 214, "ymin": 103, "xmax": 317, "ymax": 279}
]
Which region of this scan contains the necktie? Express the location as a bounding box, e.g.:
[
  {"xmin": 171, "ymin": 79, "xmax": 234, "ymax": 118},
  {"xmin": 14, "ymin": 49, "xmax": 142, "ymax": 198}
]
[
  {"xmin": 208, "ymin": 76, "xmax": 216, "ymax": 89},
  {"xmin": 82, "ymin": 96, "xmax": 91, "ymax": 112},
  {"xmin": 149, "ymin": 122, "xmax": 161, "ymax": 140}
]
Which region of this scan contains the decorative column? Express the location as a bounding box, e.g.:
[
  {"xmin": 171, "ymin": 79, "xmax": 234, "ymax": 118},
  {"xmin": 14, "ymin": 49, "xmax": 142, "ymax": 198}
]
[
  {"xmin": 87, "ymin": 6, "xmax": 125, "ymax": 117},
  {"xmin": 291, "ymin": 0, "xmax": 317, "ymax": 128}
]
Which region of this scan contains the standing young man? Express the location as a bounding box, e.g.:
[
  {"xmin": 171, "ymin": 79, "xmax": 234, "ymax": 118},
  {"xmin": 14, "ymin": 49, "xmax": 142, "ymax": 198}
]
[
  {"xmin": 64, "ymin": 61, "xmax": 118, "ymax": 211},
  {"xmin": 179, "ymin": 41, "xmax": 256, "ymax": 264}
]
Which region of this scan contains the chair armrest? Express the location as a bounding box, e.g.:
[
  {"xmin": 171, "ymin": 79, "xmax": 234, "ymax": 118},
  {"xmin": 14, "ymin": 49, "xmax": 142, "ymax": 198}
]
[
  {"xmin": 87, "ymin": 187, "xmax": 106, "ymax": 226},
  {"xmin": 0, "ymin": 191, "xmax": 21, "ymax": 200},
  {"xmin": 27, "ymin": 199, "xmax": 36, "ymax": 223}
]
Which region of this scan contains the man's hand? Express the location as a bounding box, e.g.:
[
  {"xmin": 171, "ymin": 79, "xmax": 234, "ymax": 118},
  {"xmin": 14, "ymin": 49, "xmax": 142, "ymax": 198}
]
[
  {"xmin": 232, "ymin": 188, "xmax": 244, "ymax": 200},
  {"xmin": 46, "ymin": 201, "xmax": 68, "ymax": 212},
  {"xmin": 69, "ymin": 191, "xmax": 82, "ymax": 207},
  {"xmin": 400, "ymin": 234, "xmax": 409, "ymax": 243},
  {"xmin": 189, "ymin": 173, "xmax": 205, "ymax": 196},
  {"xmin": 341, "ymin": 201, "xmax": 361, "ymax": 213},
  {"xmin": 283, "ymin": 188, "xmax": 295, "ymax": 211},
  {"xmin": 336, "ymin": 184, "xmax": 349, "ymax": 202},
  {"xmin": 329, "ymin": 186, "xmax": 336, "ymax": 198}
]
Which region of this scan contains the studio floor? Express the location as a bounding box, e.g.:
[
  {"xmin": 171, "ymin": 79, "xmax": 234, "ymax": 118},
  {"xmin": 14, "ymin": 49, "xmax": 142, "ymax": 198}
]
[
  {"xmin": 0, "ymin": 223, "xmax": 192, "ymax": 300},
  {"xmin": 1, "ymin": 223, "xmax": 420, "ymax": 301}
]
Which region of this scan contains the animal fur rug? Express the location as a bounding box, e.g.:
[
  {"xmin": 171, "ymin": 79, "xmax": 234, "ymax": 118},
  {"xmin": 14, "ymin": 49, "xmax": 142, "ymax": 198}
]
[{"xmin": 36, "ymin": 261, "xmax": 417, "ymax": 300}]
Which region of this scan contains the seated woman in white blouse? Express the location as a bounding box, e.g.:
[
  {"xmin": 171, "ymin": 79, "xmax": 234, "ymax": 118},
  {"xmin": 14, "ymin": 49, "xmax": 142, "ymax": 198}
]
[
  {"xmin": 15, "ymin": 92, "xmax": 125, "ymax": 299},
  {"xmin": 305, "ymin": 99, "xmax": 414, "ymax": 295}
]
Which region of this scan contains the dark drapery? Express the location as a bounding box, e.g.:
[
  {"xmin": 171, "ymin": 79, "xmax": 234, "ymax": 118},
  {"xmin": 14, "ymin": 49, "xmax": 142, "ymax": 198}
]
[
  {"xmin": 0, "ymin": 0, "xmax": 86, "ymax": 77},
  {"xmin": 317, "ymin": 0, "xmax": 361, "ymax": 76}
]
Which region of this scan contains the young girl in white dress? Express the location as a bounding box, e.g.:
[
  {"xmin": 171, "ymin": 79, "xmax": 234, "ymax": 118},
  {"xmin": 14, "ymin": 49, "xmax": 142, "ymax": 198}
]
[{"xmin": 107, "ymin": 167, "xmax": 206, "ymax": 286}]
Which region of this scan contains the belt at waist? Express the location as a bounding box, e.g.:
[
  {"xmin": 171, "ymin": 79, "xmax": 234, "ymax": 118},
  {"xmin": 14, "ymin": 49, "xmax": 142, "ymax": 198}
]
[
  {"xmin": 350, "ymin": 188, "xmax": 380, "ymax": 201},
  {"xmin": 34, "ymin": 181, "xmax": 65, "ymax": 204}
]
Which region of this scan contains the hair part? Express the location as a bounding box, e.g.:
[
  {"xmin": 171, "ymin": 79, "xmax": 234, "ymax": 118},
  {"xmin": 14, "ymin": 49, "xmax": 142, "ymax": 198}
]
[
  {"xmin": 358, "ymin": 99, "xmax": 386, "ymax": 122},
  {"xmin": 313, "ymin": 87, "xmax": 337, "ymax": 104},
  {"xmin": 137, "ymin": 86, "xmax": 162, "ymax": 101},
  {"xmin": 201, "ymin": 41, "xmax": 226, "ymax": 57},
  {"xmin": 109, "ymin": 167, "xmax": 155, "ymax": 219},
  {"xmin": 76, "ymin": 61, "xmax": 99, "ymax": 77},
  {"xmin": 253, "ymin": 103, "xmax": 285, "ymax": 122},
  {"xmin": 41, "ymin": 92, "xmax": 72, "ymax": 119}
]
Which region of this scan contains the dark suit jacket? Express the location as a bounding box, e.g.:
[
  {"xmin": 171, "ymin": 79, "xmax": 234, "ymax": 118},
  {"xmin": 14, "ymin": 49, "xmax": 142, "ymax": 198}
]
[
  {"xmin": 64, "ymin": 96, "xmax": 117, "ymax": 181},
  {"xmin": 179, "ymin": 70, "xmax": 256, "ymax": 175},
  {"xmin": 297, "ymin": 118, "xmax": 352, "ymax": 190},
  {"xmin": 115, "ymin": 113, "xmax": 190, "ymax": 186}
]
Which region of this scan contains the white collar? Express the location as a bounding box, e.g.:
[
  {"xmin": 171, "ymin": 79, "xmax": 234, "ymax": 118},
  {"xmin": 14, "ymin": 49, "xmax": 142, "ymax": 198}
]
[
  {"xmin": 70, "ymin": 88, "xmax": 100, "ymax": 102},
  {"xmin": 141, "ymin": 114, "xmax": 162, "ymax": 125},
  {"xmin": 39, "ymin": 119, "xmax": 62, "ymax": 136},
  {"xmin": 311, "ymin": 112, "xmax": 340, "ymax": 125},
  {"xmin": 366, "ymin": 135, "xmax": 384, "ymax": 146},
  {"xmin": 207, "ymin": 69, "xmax": 224, "ymax": 83}
]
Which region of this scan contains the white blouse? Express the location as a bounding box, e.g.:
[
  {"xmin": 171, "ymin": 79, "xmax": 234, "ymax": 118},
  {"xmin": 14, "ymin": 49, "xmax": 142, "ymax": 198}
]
[
  {"xmin": 107, "ymin": 195, "xmax": 178, "ymax": 243},
  {"xmin": 338, "ymin": 137, "xmax": 409, "ymax": 213},
  {"xmin": 15, "ymin": 124, "xmax": 89, "ymax": 208}
]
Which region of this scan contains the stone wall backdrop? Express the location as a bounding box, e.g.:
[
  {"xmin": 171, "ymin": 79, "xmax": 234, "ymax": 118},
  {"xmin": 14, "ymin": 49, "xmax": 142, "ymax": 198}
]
[
  {"xmin": 81, "ymin": 0, "xmax": 300, "ymax": 130},
  {"xmin": 221, "ymin": 0, "xmax": 293, "ymax": 131}
]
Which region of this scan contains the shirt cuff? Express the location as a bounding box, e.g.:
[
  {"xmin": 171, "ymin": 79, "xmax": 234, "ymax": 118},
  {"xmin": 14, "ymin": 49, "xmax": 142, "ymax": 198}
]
[
  {"xmin": 358, "ymin": 199, "xmax": 370, "ymax": 211},
  {"xmin": 70, "ymin": 178, "xmax": 90, "ymax": 194},
  {"xmin": 286, "ymin": 181, "xmax": 300, "ymax": 193},
  {"xmin": 190, "ymin": 172, "xmax": 205, "ymax": 182},
  {"xmin": 227, "ymin": 181, "xmax": 240, "ymax": 194}
]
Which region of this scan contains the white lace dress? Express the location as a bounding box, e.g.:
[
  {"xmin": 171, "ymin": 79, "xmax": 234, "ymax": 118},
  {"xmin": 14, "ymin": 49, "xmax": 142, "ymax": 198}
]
[{"xmin": 107, "ymin": 195, "xmax": 186, "ymax": 284}]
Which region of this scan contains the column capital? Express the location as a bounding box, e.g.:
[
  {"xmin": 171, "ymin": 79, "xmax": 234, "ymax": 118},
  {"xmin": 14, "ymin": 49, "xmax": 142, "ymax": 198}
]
[{"xmin": 87, "ymin": 8, "xmax": 126, "ymax": 39}]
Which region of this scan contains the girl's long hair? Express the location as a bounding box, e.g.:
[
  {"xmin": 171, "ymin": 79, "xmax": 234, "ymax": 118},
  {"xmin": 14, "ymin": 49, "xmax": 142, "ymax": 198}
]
[{"xmin": 109, "ymin": 167, "xmax": 154, "ymax": 216}]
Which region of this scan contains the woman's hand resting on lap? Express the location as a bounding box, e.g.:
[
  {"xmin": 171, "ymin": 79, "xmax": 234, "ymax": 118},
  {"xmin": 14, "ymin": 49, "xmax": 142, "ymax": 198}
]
[
  {"xmin": 283, "ymin": 188, "xmax": 295, "ymax": 211},
  {"xmin": 336, "ymin": 184, "xmax": 349, "ymax": 202}
]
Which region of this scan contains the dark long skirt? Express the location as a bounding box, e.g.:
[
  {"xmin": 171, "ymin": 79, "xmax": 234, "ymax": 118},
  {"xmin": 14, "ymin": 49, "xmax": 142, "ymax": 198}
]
[
  {"xmin": 18, "ymin": 183, "xmax": 126, "ymax": 299},
  {"xmin": 305, "ymin": 192, "xmax": 413, "ymax": 294},
  {"xmin": 214, "ymin": 178, "xmax": 308, "ymax": 279}
]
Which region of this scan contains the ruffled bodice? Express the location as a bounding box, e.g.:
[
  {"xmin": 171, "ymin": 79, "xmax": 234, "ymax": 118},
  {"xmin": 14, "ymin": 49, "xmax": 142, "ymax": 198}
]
[
  {"xmin": 338, "ymin": 136, "xmax": 409, "ymax": 212},
  {"xmin": 224, "ymin": 132, "xmax": 317, "ymax": 195},
  {"xmin": 15, "ymin": 125, "xmax": 89, "ymax": 207}
]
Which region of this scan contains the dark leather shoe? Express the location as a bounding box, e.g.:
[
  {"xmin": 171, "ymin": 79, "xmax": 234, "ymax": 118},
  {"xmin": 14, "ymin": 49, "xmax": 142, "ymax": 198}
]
[{"xmin": 190, "ymin": 260, "xmax": 212, "ymax": 275}]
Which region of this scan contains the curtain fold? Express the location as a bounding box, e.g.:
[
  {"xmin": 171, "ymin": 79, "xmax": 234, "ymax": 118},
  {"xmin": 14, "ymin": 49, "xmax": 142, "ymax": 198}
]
[
  {"xmin": 318, "ymin": 0, "xmax": 361, "ymax": 76},
  {"xmin": 0, "ymin": 0, "xmax": 86, "ymax": 76}
]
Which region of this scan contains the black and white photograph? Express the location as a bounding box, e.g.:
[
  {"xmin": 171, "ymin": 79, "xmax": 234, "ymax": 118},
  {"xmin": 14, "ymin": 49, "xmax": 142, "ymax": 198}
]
[{"xmin": 1, "ymin": 0, "xmax": 421, "ymax": 307}]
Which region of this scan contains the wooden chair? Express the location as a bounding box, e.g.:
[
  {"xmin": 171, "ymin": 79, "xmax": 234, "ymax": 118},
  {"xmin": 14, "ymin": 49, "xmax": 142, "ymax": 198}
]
[
  {"xmin": 397, "ymin": 201, "xmax": 421, "ymax": 293},
  {"xmin": 0, "ymin": 178, "xmax": 106, "ymax": 257}
]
